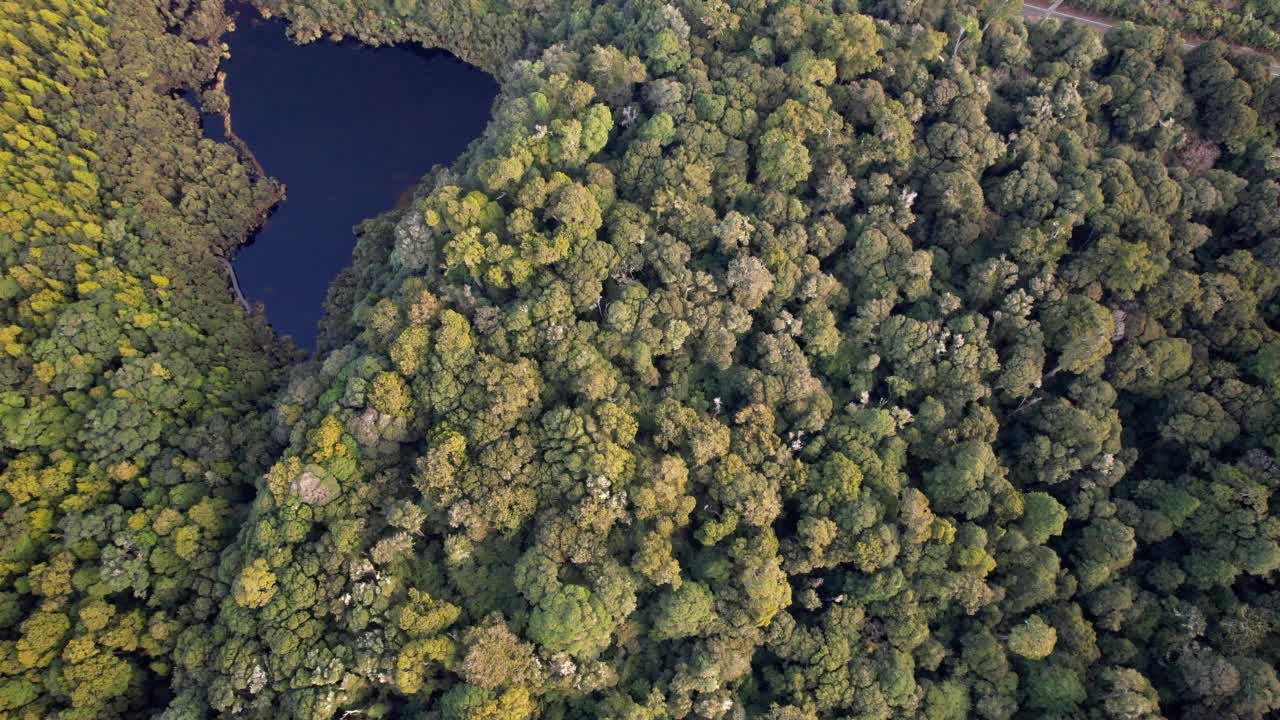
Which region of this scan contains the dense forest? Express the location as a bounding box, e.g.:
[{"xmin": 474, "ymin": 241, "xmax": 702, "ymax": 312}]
[
  {"xmin": 1, "ymin": 0, "xmax": 295, "ymax": 715},
  {"xmin": 3, "ymin": 0, "xmax": 1280, "ymax": 719}
]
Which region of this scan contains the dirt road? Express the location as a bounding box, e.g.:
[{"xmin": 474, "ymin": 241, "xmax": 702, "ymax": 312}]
[{"xmin": 1021, "ymin": 0, "xmax": 1280, "ymax": 78}]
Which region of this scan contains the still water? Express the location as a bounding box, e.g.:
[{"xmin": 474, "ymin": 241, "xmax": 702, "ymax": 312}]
[{"xmin": 219, "ymin": 9, "xmax": 498, "ymax": 348}]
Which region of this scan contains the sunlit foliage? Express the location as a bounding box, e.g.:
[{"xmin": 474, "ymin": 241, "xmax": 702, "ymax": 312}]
[{"xmin": 6, "ymin": 0, "xmax": 1280, "ymax": 718}]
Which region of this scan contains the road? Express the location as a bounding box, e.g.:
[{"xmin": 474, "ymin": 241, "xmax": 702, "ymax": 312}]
[{"xmin": 1021, "ymin": 1, "xmax": 1280, "ymax": 78}]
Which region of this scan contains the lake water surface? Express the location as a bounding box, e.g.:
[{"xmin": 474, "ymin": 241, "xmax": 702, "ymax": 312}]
[{"xmin": 220, "ymin": 9, "xmax": 498, "ymax": 348}]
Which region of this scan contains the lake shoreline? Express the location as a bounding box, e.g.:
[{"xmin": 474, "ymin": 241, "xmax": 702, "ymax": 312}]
[{"xmin": 205, "ymin": 2, "xmax": 498, "ymax": 348}]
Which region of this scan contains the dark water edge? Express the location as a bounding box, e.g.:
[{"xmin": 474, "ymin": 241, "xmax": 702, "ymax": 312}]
[{"xmin": 217, "ymin": 5, "xmax": 499, "ymax": 349}]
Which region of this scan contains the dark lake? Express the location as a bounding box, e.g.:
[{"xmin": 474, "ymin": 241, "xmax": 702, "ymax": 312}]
[{"xmin": 217, "ymin": 9, "xmax": 498, "ymax": 349}]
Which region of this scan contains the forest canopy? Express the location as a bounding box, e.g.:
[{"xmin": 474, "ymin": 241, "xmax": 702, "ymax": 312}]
[{"xmin": 3, "ymin": 0, "xmax": 1280, "ymax": 719}]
